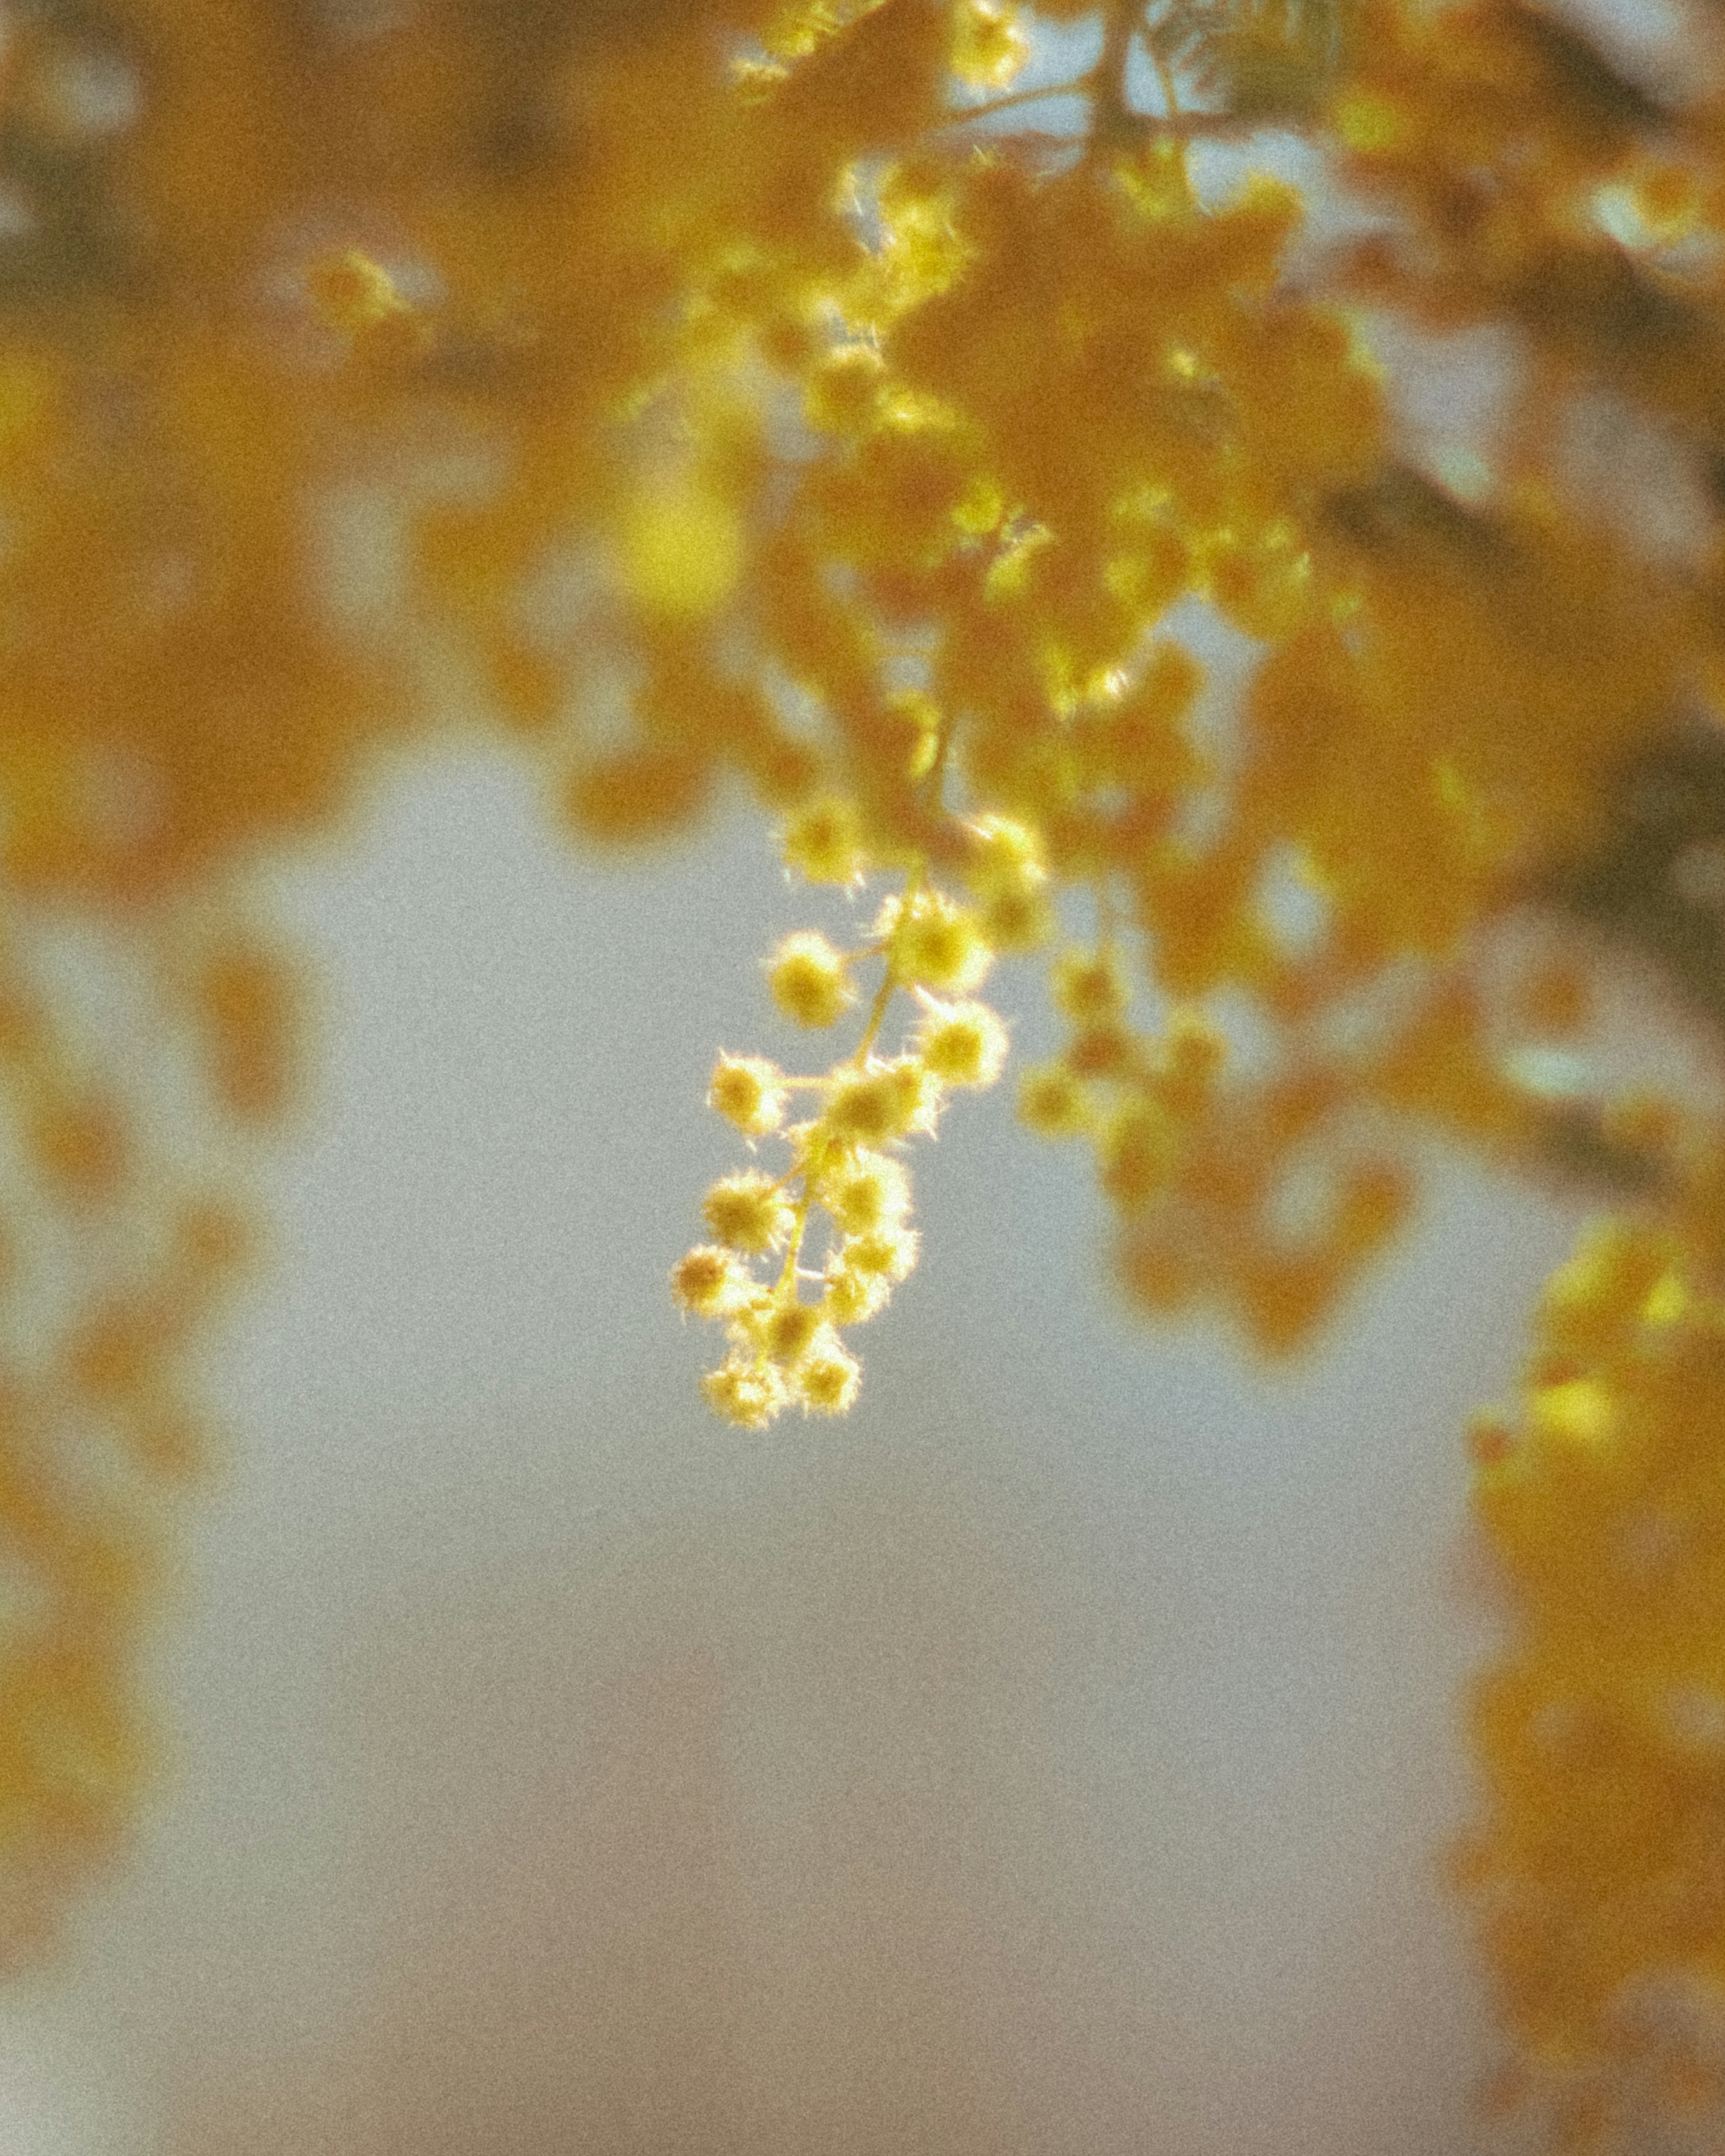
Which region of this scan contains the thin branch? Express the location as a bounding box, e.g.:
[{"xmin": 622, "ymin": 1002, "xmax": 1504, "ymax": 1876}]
[{"xmin": 941, "ymin": 71, "xmax": 1103, "ymax": 128}]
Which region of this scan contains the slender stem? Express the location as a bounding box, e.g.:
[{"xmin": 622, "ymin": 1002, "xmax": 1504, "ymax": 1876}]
[
  {"xmin": 935, "ymin": 0, "xmax": 1274, "ymax": 164},
  {"xmin": 776, "ymin": 1191, "xmax": 812, "ymax": 1293},
  {"xmin": 854, "ymin": 954, "xmax": 902, "ymax": 1063},
  {"xmin": 941, "ymin": 73, "xmax": 1102, "ymax": 128},
  {"xmin": 1144, "ymin": 3, "xmax": 1185, "ymax": 127},
  {"xmin": 854, "ymin": 861, "xmax": 927, "ymax": 1063},
  {"xmin": 1090, "ymin": 0, "xmax": 1141, "ymax": 151},
  {"xmin": 947, "ymin": 103, "xmax": 1279, "ymax": 148}
]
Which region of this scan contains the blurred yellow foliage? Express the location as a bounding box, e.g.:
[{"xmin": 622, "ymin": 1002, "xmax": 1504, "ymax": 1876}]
[{"xmin": 3, "ymin": 0, "xmax": 1725, "ymax": 2138}]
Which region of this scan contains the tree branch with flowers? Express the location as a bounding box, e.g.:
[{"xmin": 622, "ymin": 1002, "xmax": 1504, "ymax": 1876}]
[{"xmin": 2, "ymin": 0, "xmax": 1725, "ymax": 2142}]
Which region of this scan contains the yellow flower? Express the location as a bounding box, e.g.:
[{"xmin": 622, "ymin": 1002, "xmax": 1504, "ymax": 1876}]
[
  {"xmin": 782, "ymin": 794, "xmax": 868, "ymax": 885},
  {"xmin": 1052, "ymin": 949, "xmax": 1128, "ymax": 1024},
  {"xmin": 670, "ymin": 1245, "xmax": 749, "ymax": 1317},
  {"xmin": 950, "ymin": 0, "xmax": 1028, "ymax": 91},
  {"xmin": 818, "ymin": 1149, "xmax": 912, "ymax": 1235},
  {"xmin": 879, "ymin": 889, "xmax": 993, "ymax": 992},
  {"xmin": 702, "ymin": 1359, "xmax": 790, "ymax": 1430},
  {"xmin": 821, "ymin": 1260, "xmax": 892, "ymax": 1327},
  {"xmin": 796, "ymin": 1338, "xmax": 862, "ymax": 1414},
  {"xmin": 822, "ymin": 1056, "xmax": 942, "ymax": 1144},
  {"xmin": 842, "ymin": 1225, "xmax": 920, "ymax": 1285},
  {"xmin": 1097, "ymin": 1100, "xmax": 1180, "ymax": 1212},
  {"xmin": 766, "ymin": 931, "xmax": 856, "ymax": 1028},
  {"xmin": 702, "ymin": 1172, "xmax": 795, "ymax": 1255},
  {"xmin": 912, "ymin": 996, "xmax": 1008, "ymax": 1088},
  {"xmin": 614, "ymin": 483, "xmax": 745, "ymax": 620},
  {"xmin": 748, "ymin": 1294, "xmax": 826, "ymax": 1367},
  {"xmin": 708, "ymin": 1054, "xmax": 788, "ymax": 1136},
  {"xmin": 304, "ymin": 248, "xmax": 413, "ymax": 336},
  {"xmin": 1018, "ymin": 1061, "xmax": 1092, "ymax": 1138}
]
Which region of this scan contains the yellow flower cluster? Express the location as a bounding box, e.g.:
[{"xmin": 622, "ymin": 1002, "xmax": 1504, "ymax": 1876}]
[
  {"xmin": 0, "ymin": 0, "xmax": 1724, "ymax": 2126},
  {"xmin": 0, "ymin": 907, "xmax": 262, "ymax": 1952},
  {"xmin": 1458, "ymin": 1162, "xmax": 1725, "ymax": 2142},
  {"xmin": 674, "ymin": 861, "xmax": 1008, "ymax": 1424}
]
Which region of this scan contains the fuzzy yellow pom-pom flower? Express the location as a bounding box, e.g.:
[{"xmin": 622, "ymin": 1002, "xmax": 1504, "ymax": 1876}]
[
  {"xmin": 951, "ymin": 0, "xmax": 1029, "ymax": 90},
  {"xmin": 821, "ymin": 1260, "xmax": 893, "ymax": 1327},
  {"xmin": 796, "ymin": 1337, "xmax": 862, "ymax": 1414},
  {"xmin": 783, "ymin": 796, "xmax": 869, "ymax": 885},
  {"xmin": 702, "ymin": 1171, "xmax": 795, "ymax": 1255},
  {"xmin": 767, "ymin": 932, "xmax": 856, "ymax": 1027},
  {"xmin": 964, "ymin": 815, "xmax": 1045, "ymax": 898},
  {"xmin": 305, "ymin": 247, "xmax": 413, "ymax": 334},
  {"xmin": 702, "ymin": 1359, "xmax": 789, "ymax": 1430},
  {"xmin": 822, "ymin": 1057, "xmax": 942, "ymax": 1144},
  {"xmin": 879, "ymin": 891, "xmax": 994, "ymax": 993},
  {"xmin": 681, "ymin": 863, "xmax": 1007, "ymax": 1427},
  {"xmin": 670, "ymin": 1245, "xmax": 749, "ymax": 1317},
  {"xmin": 708, "ymin": 1054, "xmax": 788, "ymax": 1136},
  {"xmin": 841, "ymin": 1224, "xmax": 920, "ymax": 1285},
  {"xmin": 819, "ymin": 1150, "xmax": 913, "ymax": 1235},
  {"xmin": 913, "ymin": 996, "xmax": 1008, "ymax": 1089},
  {"xmin": 1098, "ymin": 1102, "xmax": 1181, "ymax": 1212},
  {"xmin": 964, "ymin": 816, "xmax": 1052, "ymax": 948}
]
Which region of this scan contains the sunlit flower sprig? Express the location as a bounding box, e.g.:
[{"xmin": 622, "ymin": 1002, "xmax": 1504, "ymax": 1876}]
[{"xmin": 672, "ymin": 819, "xmax": 1014, "ymax": 1426}]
